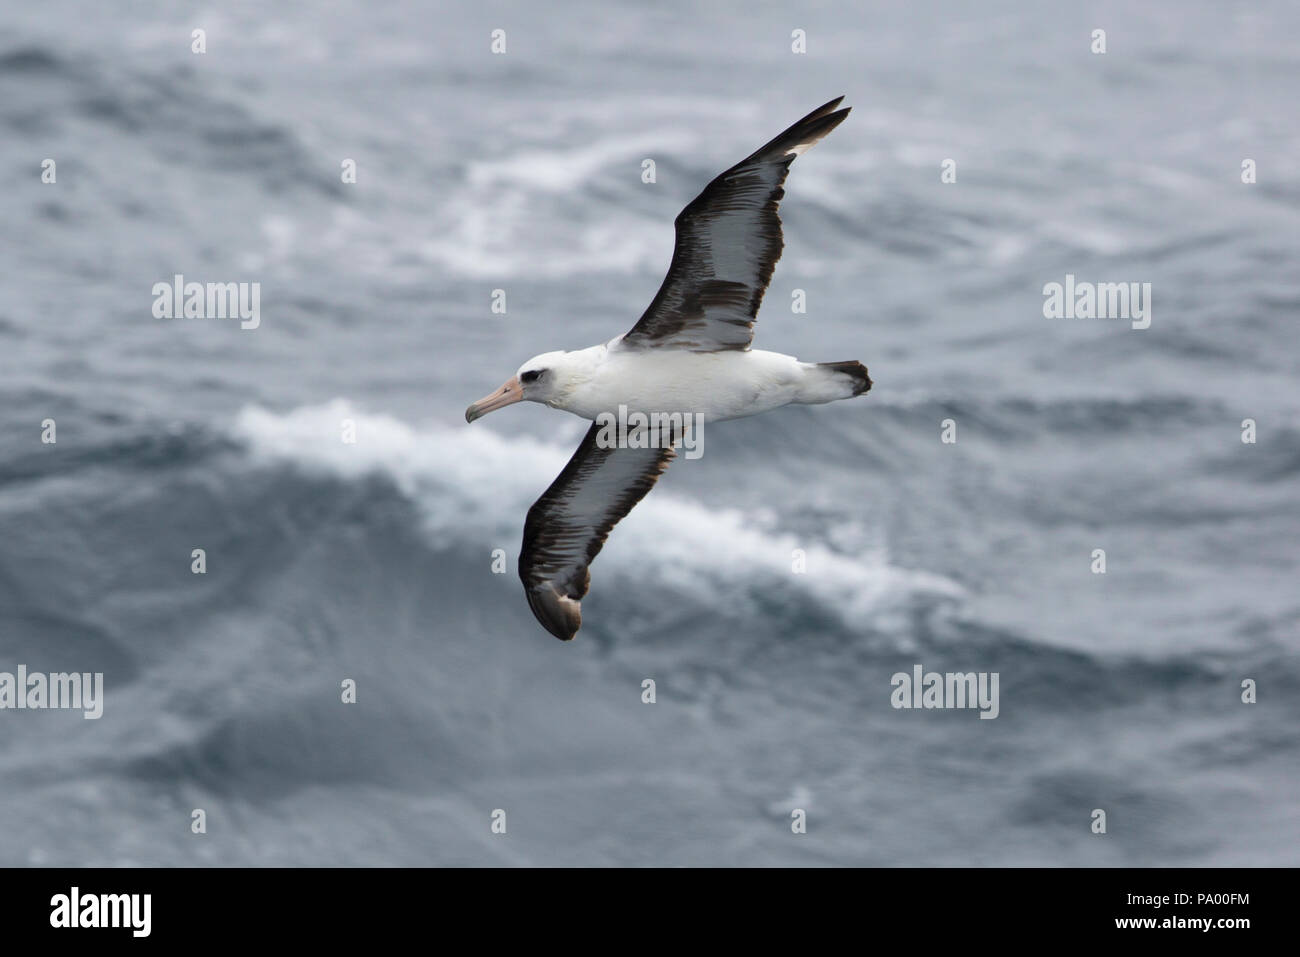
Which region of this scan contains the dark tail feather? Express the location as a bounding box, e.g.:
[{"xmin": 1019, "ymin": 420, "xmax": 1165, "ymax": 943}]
[{"xmin": 818, "ymin": 360, "xmax": 872, "ymax": 396}]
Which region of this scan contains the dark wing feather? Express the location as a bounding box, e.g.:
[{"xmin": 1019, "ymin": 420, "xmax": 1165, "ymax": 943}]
[
  {"xmin": 621, "ymin": 96, "xmax": 850, "ymax": 352},
  {"xmin": 520, "ymin": 423, "xmax": 676, "ymax": 640}
]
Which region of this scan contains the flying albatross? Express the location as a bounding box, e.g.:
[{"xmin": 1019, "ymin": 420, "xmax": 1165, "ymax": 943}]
[{"xmin": 465, "ymin": 96, "xmax": 871, "ymax": 640}]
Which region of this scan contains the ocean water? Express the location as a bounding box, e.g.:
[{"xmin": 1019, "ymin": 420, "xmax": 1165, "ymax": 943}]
[{"xmin": 1, "ymin": 0, "xmax": 1298, "ymax": 866}]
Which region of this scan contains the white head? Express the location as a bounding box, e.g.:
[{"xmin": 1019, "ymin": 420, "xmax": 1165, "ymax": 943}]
[{"xmin": 465, "ymin": 350, "xmax": 583, "ymax": 422}]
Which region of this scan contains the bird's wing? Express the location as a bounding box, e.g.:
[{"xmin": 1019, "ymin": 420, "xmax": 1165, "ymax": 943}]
[
  {"xmin": 520, "ymin": 423, "xmax": 676, "ymax": 640},
  {"xmin": 620, "ymin": 96, "xmax": 850, "ymax": 353}
]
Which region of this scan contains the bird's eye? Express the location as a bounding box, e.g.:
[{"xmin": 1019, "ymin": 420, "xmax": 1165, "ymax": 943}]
[{"xmin": 520, "ymin": 370, "xmax": 542, "ymax": 384}]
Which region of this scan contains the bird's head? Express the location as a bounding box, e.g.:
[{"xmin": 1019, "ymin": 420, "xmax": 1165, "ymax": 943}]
[{"xmin": 465, "ymin": 350, "xmax": 576, "ymax": 423}]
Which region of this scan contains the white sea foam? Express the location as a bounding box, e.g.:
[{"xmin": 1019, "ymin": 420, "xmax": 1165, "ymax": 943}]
[{"xmin": 466, "ymin": 134, "xmax": 691, "ymax": 193}]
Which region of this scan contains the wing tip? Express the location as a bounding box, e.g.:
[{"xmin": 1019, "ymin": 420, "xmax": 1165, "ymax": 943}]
[
  {"xmin": 526, "ymin": 586, "xmax": 583, "ymax": 641},
  {"xmin": 755, "ymin": 97, "xmax": 851, "ymax": 160},
  {"xmin": 809, "ymin": 95, "xmax": 847, "ymax": 119},
  {"xmin": 785, "ymin": 107, "xmax": 851, "ymax": 156}
]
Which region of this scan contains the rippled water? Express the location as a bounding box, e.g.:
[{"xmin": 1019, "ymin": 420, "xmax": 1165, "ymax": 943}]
[{"xmin": 1, "ymin": 0, "xmax": 1297, "ymax": 865}]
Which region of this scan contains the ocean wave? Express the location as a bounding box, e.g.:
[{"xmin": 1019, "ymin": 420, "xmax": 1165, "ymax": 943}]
[
  {"xmin": 230, "ymin": 400, "xmax": 964, "ymax": 630},
  {"xmin": 828, "ymin": 392, "xmax": 1222, "ymax": 442},
  {"xmin": 466, "ymin": 132, "xmax": 694, "ymax": 194},
  {"xmin": 0, "ymin": 422, "xmax": 234, "ymax": 488},
  {"xmin": 0, "ymin": 42, "xmax": 341, "ymax": 198}
]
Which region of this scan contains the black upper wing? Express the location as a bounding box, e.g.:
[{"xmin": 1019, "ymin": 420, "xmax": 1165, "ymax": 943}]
[{"xmin": 620, "ymin": 97, "xmax": 850, "ymax": 352}]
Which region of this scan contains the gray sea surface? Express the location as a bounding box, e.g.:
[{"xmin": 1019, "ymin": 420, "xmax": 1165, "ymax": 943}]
[{"xmin": 0, "ymin": 0, "xmax": 1297, "ymax": 865}]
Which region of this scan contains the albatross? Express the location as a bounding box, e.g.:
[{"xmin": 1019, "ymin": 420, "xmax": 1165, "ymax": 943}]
[{"xmin": 465, "ymin": 96, "xmax": 871, "ymax": 641}]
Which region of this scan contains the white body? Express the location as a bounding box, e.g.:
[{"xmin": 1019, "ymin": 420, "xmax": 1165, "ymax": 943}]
[{"xmin": 544, "ymin": 339, "xmax": 855, "ymax": 423}]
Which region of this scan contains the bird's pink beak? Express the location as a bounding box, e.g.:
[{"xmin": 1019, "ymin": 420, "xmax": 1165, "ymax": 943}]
[{"xmin": 465, "ymin": 376, "xmax": 523, "ymax": 423}]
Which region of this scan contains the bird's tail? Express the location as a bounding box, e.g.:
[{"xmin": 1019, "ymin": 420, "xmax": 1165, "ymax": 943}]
[{"xmin": 815, "ymin": 360, "xmax": 873, "ymax": 398}]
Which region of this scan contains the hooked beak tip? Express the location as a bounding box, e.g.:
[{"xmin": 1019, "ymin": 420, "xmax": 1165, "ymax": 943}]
[{"xmin": 465, "ymin": 376, "xmax": 522, "ymax": 424}]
